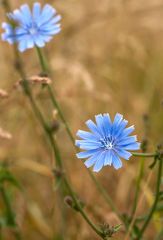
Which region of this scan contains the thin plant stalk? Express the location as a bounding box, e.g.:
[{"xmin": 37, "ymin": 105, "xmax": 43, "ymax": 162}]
[
  {"xmin": 35, "ymin": 46, "xmax": 75, "ymax": 145},
  {"xmin": 124, "ymin": 171, "xmax": 154, "ymax": 240},
  {"xmin": 0, "ymin": 186, "xmax": 21, "ymax": 240},
  {"xmin": 131, "ymin": 157, "xmax": 145, "ymax": 218},
  {"xmin": 132, "ymin": 152, "xmax": 158, "ymax": 158},
  {"xmin": 63, "ymin": 178, "xmax": 104, "ymax": 237},
  {"xmin": 137, "ymin": 157, "xmax": 162, "ymax": 239}
]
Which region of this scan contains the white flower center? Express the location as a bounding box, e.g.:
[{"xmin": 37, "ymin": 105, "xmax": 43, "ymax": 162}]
[
  {"xmin": 28, "ymin": 22, "xmax": 38, "ymax": 35},
  {"xmin": 29, "ymin": 27, "xmax": 37, "ymax": 35},
  {"xmin": 100, "ymin": 137, "xmax": 114, "ymax": 150},
  {"xmin": 105, "ymin": 142, "xmax": 113, "ymax": 150}
]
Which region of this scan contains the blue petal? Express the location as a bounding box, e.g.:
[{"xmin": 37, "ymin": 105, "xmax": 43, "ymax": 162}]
[
  {"xmin": 85, "ymin": 119, "xmax": 101, "ymax": 137},
  {"xmin": 114, "ymin": 119, "xmax": 128, "ymax": 138},
  {"xmin": 75, "ymin": 140, "xmax": 101, "ymax": 150},
  {"xmin": 42, "ymin": 27, "xmax": 61, "ymax": 36},
  {"xmin": 18, "ymin": 35, "xmax": 34, "ymax": 51},
  {"xmin": 20, "ymin": 4, "xmax": 32, "ymax": 22},
  {"xmin": 112, "ymin": 113, "xmax": 123, "ymax": 135},
  {"xmin": 48, "ymin": 15, "xmax": 61, "ymax": 24},
  {"xmin": 84, "ymin": 156, "xmax": 97, "ymax": 168},
  {"xmin": 117, "ymin": 136, "xmax": 137, "ymax": 145},
  {"xmin": 15, "ymin": 27, "xmax": 28, "ymax": 40},
  {"xmin": 76, "ymin": 149, "xmax": 101, "ymax": 159},
  {"xmin": 33, "ymin": 2, "xmax": 41, "ymax": 21},
  {"xmin": 76, "ymin": 130, "xmax": 98, "ymax": 141},
  {"xmin": 38, "ymin": 4, "xmax": 56, "ymax": 26},
  {"xmin": 40, "ymin": 23, "xmax": 61, "ymax": 31},
  {"xmin": 1, "ymin": 22, "xmax": 16, "ymax": 43},
  {"xmin": 34, "ymin": 34, "xmax": 52, "ymax": 44},
  {"xmin": 103, "ymin": 113, "xmax": 112, "ymax": 135},
  {"xmin": 122, "ymin": 142, "xmax": 140, "ymax": 150},
  {"xmin": 9, "ymin": 10, "xmax": 24, "ymax": 24},
  {"xmin": 33, "ymin": 35, "xmax": 45, "ymax": 47},
  {"xmin": 40, "ymin": 15, "xmax": 61, "ymax": 29},
  {"xmin": 26, "ymin": 37, "xmax": 34, "ymax": 48},
  {"xmin": 113, "ymin": 113, "xmax": 123, "ymax": 127},
  {"xmin": 112, "ymin": 153, "xmax": 122, "ymax": 169},
  {"xmin": 84, "ymin": 151, "xmax": 103, "ymax": 168},
  {"xmin": 2, "ymin": 22, "xmax": 11, "ymax": 31},
  {"xmin": 18, "ymin": 39, "xmax": 27, "ymax": 52},
  {"xmin": 103, "ymin": 150, "xmax": 112, "ymax": 166},
  {"xmin": 121, "ymin": 125, "xmax": 135, "ymax": 137},
  {"xmin": 93, "ymin": 152, "xmax": 105, "ymax": 172},
  {"xmin": 1, "ymin": 33, "xmax": 14, "ymax": 44},
  {"xmin": 114, "ymin": 148, "xmax": 132, "ymax": 160},
  {"xmin": 95, "ymin": 114, "xmax": 106, "ymax": 136}
]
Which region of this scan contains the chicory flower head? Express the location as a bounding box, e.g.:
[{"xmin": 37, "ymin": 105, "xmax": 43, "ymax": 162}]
[
  {"xmin": 76, "ymin": 113, "xmax": 140, "ymax": 172},
  {"xmin": 1, "ymin": 2, "xmax": 61, "ymax": 52}
]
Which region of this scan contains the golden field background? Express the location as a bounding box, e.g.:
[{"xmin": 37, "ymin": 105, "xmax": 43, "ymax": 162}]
[{"xmin": 0, "ymin": 0, "xmax": 163, "ymax": 239}]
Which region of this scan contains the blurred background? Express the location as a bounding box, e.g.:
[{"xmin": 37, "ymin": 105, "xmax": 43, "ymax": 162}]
[{"xmin": 0, "ymin": 0, "xmax": 163, "ymax": 239}]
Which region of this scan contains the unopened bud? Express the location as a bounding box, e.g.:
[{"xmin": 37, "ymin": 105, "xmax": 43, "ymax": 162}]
[
  {"xmin": 50, "ymin": 120, "xmax": 60, "ymax": 133},
  {"xmin": 100, "ymin": 223, "xmax": 122, "ymax": 238},
  {"xmin": 64, "ymin": 196, "xmax": 73, "ymax": 208},
  {"xmin": 53, "ymin": 168, "xmax": 64, "ymax": 178}
]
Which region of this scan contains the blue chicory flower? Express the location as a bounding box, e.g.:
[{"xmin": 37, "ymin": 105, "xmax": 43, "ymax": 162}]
[
  {"xmin": 1, "ymin": 2, "xmax": 61, "ymax": 52},
  {"xmin": 76, "ymin": 113, "xmax": 140, "ymax": 172}
]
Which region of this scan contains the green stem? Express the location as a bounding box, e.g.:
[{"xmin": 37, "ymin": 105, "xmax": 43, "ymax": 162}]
[
  {"xmin": 47, "ymin": 85, "xmax": 75, "ymax": 144},
  {"xmin": 24, "ymin": 86, "xmax": 63, "ymax": 169},
  {"xmin": 89, "ymin": 171, "xmax": 123, "ymax": 220},
  {"xmin": 35, "ymin": 47, "xmax": 49, "ymax": 73},
  {"xmin": 64, "ymin": 178, "xmax": 104, "ymax": 237},
  {"xmin": 0, "ymin": 186, "xmax": 21, "ymax": 240},
  {"xmin": 35, "ymin": 47, "xmax": 75, "ymax": 145},
  {"xmin": 131, "ymin": 157, "xmax": 145, "ymax": 218},
  {"xmin": 132, "ymin": 152, "xmax": 158, "ymax": 158},
  {"xmin": 136, "ymin": 157, "xmax": 162, "ymax": 239}
]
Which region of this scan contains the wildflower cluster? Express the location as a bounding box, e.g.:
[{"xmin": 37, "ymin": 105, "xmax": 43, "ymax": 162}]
[{"xmin": 1, "ymin": 2, "xmax": 161, "ymax": 240}]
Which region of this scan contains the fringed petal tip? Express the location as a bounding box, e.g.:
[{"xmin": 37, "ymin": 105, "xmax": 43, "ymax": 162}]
[{"xmin": 75, "ymin": 140, "xmax": 81, "ymax": 147}]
